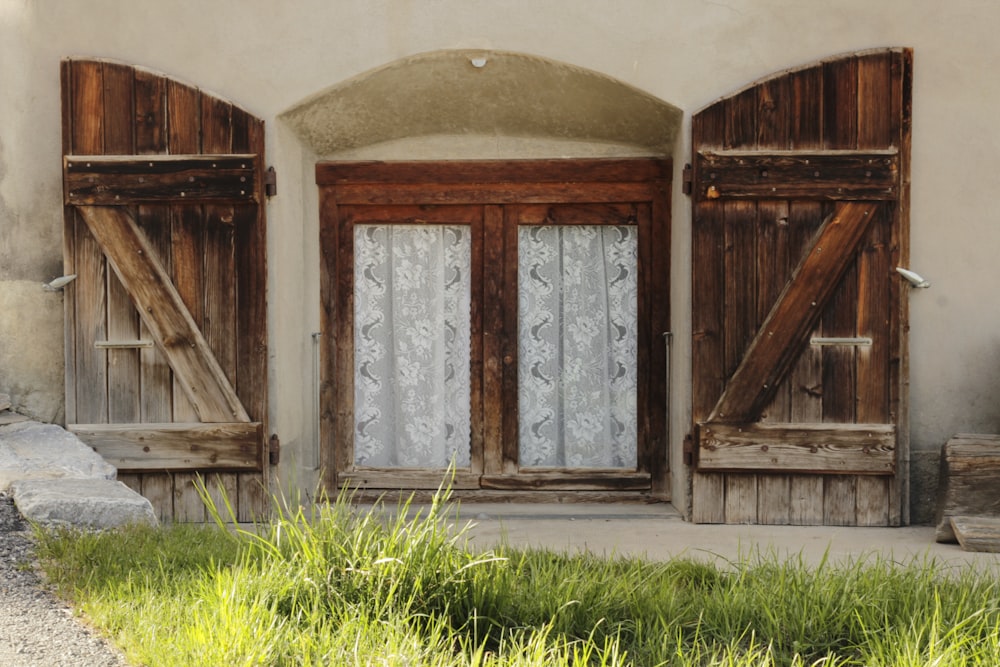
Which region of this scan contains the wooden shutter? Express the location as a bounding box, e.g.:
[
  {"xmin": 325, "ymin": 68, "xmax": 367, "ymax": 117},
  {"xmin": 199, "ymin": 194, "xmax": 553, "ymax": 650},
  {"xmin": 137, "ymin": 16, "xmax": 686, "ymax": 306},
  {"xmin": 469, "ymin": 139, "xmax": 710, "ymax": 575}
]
[
  {"xmin": 61, "ymin": 59, "xmax": 269, "ymax": 522},
  {"xmin": 690, "ymin": 48, "xmax": 912, "ymax": 525}
]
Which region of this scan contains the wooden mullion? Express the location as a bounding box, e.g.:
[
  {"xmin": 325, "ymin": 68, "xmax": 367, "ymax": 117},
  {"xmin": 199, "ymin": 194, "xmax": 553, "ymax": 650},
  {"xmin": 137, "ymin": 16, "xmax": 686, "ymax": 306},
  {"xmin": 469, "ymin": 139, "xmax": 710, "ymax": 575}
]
[
  {"xmin": 648, "ymin": 180, "xmax": 671, "ymax": 496},
  {"xmin": 468, "ymin": 210, "xmax": 485, "ymax": 475},
  {"xmin": 636, "ymin": 202, "xmax": 652, "ymax": 476},
  {"xmin": 482, "ymin": 205, "xmax": 504, "ymax": 475},
  {"xmin": 500, "ymin": 206, "xmax": 519, "ymax": 474}
]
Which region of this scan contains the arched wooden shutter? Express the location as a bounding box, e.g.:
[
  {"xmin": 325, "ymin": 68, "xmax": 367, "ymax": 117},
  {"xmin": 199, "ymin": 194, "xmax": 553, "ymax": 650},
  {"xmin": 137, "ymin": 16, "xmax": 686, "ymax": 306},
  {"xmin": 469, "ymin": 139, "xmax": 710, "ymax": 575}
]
[
  {"xmin": 690, "ymin": 48, "xmax": 912, "ymax": 525},
  {"xmin": 61, "ymin": 59, "xmax": 269, "ymax": 522}
]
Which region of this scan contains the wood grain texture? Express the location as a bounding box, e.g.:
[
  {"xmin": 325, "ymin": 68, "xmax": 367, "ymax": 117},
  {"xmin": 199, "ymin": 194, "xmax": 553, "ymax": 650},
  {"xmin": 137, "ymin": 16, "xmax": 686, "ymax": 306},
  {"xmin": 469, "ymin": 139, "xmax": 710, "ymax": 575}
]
[
  {"xmin": 709, "ymin": 202, "xmax": 876, "ymax": 423},
  {"xmin": 949, "ymin": 516, "xmax": 1000, "ymax": 553},
  {"xmin": 78, "ymin": 207, "xmax": 249, "ymax": 423},
  {"xmin": 71, "ymin": 421, "xmax": 262, "ymax": 471},
  {"xmin": 65, "ymin": 155, "xmax": 259, "ymax": 204},
  {"xmin": 935, "ymin": 434, "xmax": 1000, "ymax": 542},
  {"xmin": 698, "ymin": 422, "xmax": 895, "ymax": 473}
]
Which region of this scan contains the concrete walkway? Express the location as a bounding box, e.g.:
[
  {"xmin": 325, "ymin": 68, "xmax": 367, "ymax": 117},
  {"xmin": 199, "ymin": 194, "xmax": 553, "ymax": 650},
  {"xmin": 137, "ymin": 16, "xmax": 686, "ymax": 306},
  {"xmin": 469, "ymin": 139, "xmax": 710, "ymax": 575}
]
[{"xmin": 444, "ymin": 503, "xmax": 1000, "ymax": 570}]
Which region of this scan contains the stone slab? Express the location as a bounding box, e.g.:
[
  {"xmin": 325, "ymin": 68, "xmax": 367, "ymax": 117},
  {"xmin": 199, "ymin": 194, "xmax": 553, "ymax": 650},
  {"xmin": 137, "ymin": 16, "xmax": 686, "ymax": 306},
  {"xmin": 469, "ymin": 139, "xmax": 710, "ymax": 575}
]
[
  {"xmin": 0, "ymin": 421, "xmax": 116, "ymax": 491},
  {"xmin": 11, "ymin": 478, "xmax": 157, "ymax": 529}
]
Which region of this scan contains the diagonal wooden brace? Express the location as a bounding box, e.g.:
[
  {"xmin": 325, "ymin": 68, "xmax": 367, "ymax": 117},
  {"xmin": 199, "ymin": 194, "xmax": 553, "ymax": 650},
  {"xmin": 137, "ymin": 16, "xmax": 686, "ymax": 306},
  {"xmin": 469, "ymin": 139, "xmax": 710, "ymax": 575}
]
[
  {"xmin": 708, "ymin": 201, "xmax": 878, "ymax": 423},
  {"xmin": 76, "ymin": 206, "xmax": 250, "ymax": 423}
]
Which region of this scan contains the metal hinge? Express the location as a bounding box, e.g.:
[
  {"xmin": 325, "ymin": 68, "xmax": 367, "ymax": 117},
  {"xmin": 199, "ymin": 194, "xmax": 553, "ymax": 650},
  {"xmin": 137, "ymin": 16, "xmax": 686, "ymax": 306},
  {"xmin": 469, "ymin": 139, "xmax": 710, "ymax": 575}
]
[
  {"xmin": 682, "ymin": 163, "xmax": 693, "ymax": 195},
  {"xmin": 682, "ymin": 432, "xmax": 695, "ymax": 466},
  {"xmin": 264, "ymin": 166, "xmax": 277, "ymax": 198},
  {"xmin": 268, "ymin": 433, "xmax": 280, "ymax": 466}
]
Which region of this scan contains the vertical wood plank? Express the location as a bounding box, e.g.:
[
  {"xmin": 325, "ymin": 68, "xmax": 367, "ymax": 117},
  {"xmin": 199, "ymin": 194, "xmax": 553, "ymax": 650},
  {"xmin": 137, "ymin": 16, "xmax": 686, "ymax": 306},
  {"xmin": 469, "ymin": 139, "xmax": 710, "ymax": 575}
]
[
  {"xmin": 757, "ymin": 474, "xmax": 791, "ymax": 525},
  {"xmin": 787, "ymin": 202, "xmax": 825, "ymax": 422},
  {"xmin": 692, "ymin": 472, "xmax": 726, "ymax": 524},
  {"xmin": 855, "ymin": 476, "xmax": 890, "ymax": 526},
  {"xmin": 103, "ymin": 63, "xmax": 141, "ymax": 426},
  {"xmin": 142, "ymin": 475, "xmax": 174, "ymax": 524},
  {"xmin": 134, "ymin": 69, "xmax": 173, "ymax": 427},
  {"xmin": 823, "ymin": 475, "xmax": 858, "ymax": 526},
  {"xmin": 61, "ymin": 61, "xmax": 79, "ymax": 426},
  {"xmin": 690, "ymin": 102, "xmax": 728, "ymax": 522},
  {"xmin": 725, "ymin": 475, "xmax": 758, "ymax": 524},
  {"xmin": 166, "ymin": 78, "xmax": 204, "ymax": 520},
  {"xmin": 888, "ymin": 49, "xmax": 914, "ymax": 526},
  {"xmin": 117, "ymin": 474, "xmax": 141, "ymax": 494},
  {"xmin": 205, "ymin": 473, "xmax": 239, "ymax": 522},
  {"xmin": 166, "ymin": 78, "xmax": 203, "ymax": 426},
  {"xmin": 646, "ymin": 186, "xmax": 671, "ymax": 497},
  {"xmin": 173, "ymin": 474, "xmax": 206, "ymax": 523},
  {"xmin": 789, "ymin": 476, "xmax": 824, "ymax": 525},
  {"xmin": 70, "ymin": 61, "xmax": 109, "ymax": 425},
  {"xmin": 233, "ymin": 113, "xmax": 269, "ymax": 521}
]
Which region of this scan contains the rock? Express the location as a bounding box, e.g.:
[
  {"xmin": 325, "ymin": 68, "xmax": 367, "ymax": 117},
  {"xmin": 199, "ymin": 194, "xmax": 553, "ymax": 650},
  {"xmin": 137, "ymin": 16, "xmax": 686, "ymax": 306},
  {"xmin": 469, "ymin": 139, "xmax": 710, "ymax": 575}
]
[
  {"xmin": 0, "ymin": 422, "xmax": 116, "ymax": 491},
  {"xmin": 0, "ymin": 393, "xmax": 10, "ymax": 412},
  {"xmin": 11, "ymin": 479, "xmax": 157, "ymax": 529}
]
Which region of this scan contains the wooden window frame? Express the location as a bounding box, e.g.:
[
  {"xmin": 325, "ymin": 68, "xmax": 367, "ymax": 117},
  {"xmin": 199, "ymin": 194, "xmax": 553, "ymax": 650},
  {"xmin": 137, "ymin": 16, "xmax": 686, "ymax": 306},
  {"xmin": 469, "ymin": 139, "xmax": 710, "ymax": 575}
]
[{"xmin": 317, "ymin": 159, "xmax": 672, "ymax": 498}]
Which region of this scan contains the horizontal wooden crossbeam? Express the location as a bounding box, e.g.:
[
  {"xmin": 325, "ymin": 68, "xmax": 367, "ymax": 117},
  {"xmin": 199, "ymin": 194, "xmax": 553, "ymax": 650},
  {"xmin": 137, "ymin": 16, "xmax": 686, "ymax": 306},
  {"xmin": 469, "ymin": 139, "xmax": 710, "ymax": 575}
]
[
  {"xmin": 71, "ymin": 422, "xmax": 263, "ymax": 472},
  {"xmin": 693, "ymin": 150, "xmax": 899, "ymax": 201},
  {"xmin": 696, "ymin": 422, "xmax": 895, "ymax": 474},
  {"xmin": 65, "ymin": 154, "xmax": 259, "ymax": 204}
]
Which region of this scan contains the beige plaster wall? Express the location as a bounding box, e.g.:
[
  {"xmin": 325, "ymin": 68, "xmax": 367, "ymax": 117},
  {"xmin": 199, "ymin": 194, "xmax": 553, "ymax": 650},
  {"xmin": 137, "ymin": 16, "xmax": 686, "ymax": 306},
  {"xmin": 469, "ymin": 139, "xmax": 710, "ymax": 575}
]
[{"xmin": 2, "ymin": 0, "xmax": 1000, "ymax": 514}]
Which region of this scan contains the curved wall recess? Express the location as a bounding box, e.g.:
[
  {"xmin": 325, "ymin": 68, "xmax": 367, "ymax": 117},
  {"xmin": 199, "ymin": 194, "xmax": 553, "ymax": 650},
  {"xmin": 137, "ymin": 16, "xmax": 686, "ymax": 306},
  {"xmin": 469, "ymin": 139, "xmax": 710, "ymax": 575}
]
[{"xmin": 280, "ymin": 50, "xmax": 682, "ymax": 157}]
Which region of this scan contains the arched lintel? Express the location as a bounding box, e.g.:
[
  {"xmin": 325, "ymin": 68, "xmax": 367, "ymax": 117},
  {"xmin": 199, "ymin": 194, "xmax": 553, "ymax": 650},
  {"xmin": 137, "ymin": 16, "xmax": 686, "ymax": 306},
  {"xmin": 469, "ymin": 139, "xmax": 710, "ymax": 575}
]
[{"xmin": 280, "ymin": 50, "xmax": 682, "ymax": 158}]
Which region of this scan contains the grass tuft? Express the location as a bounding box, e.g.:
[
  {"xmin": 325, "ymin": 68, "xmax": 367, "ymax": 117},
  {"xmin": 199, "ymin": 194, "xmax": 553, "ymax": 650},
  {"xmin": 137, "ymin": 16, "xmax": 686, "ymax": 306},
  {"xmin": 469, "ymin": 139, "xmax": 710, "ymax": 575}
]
[{"xmin": 32, "ymin": 480, "xmax": 1000, "ymax": 666}]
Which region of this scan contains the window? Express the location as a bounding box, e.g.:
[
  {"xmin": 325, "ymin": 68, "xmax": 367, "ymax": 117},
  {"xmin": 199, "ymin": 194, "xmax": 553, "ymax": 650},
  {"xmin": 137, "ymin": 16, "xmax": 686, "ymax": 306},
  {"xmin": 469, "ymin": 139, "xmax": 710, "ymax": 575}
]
[{"xmin": 318, "ymin": 160, "xmax": 670, "ymax": 495}]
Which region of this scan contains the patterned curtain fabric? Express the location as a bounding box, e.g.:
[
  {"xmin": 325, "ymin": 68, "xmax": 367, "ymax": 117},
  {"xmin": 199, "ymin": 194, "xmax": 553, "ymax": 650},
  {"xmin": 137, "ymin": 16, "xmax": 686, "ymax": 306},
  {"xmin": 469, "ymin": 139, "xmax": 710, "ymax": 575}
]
[
  {"xmin": 353, "ymin": 225, "xmax": 472, "ymax": 467},
  {"xmin": 517, "ymin": 225, "xmax": 638, "ymax": 468}
]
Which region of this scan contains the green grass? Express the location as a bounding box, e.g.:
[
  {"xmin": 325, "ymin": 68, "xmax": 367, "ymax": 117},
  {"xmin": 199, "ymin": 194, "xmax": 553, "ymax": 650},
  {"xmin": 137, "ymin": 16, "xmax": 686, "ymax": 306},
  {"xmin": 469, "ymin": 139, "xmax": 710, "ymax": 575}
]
[{"xmin": 32, "ymin": 484, "xmax": 1000, "ymax": 666}]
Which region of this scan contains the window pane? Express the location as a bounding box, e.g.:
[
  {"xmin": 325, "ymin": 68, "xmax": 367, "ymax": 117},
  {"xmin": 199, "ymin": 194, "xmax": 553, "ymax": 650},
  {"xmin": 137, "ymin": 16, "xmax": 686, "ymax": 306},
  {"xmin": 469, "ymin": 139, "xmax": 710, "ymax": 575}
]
[
  {"xmin": 517, "ymin": 225, "xmax": 638, "ymax": 468},
  {"xmin": 354, "ymin": 225, "xmax": 472, "ymax": 467}
]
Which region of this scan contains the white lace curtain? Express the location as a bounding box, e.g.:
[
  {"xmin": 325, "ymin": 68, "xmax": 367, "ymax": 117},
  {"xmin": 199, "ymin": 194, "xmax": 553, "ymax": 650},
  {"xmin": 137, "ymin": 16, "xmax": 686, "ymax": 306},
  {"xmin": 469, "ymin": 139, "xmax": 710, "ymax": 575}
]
[
  {"xmin": 352, "ymin": 222, "xmax": 637, "ymax": 470},
  {"xmin": 517, "ymin": 225, "xmax": 638, "ymax": 468},
  {"xmin": 353, "ymin": 225, "xmax": 472, "ymax": 467}
]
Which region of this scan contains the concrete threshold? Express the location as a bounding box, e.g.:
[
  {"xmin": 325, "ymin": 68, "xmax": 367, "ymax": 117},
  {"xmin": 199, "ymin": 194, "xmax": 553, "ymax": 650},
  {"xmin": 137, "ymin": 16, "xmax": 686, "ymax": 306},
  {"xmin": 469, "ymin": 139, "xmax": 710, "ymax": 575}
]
[{"xmin": 367, "ymin": 501, "xmax": 1000, "ymax": 571}]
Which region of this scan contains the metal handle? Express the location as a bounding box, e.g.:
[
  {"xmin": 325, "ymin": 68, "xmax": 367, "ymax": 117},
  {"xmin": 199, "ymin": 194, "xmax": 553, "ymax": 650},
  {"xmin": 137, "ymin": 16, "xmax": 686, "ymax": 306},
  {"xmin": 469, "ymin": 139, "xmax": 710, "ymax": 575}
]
[{"xmin": 895, "ymin": 267, "xmax": 930, "ymax": 288}]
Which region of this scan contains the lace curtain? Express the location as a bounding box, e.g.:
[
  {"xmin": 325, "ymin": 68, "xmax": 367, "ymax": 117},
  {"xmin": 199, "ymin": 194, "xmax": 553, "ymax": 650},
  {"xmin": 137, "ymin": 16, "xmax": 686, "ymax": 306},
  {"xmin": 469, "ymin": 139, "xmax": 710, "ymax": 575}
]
[
  {"xmin": 517, "ymin": 225, "xmax": 638, "ymax": 468},
  {"xmin": 353, "ymin": 225, "xmax": 472, "ymax": 467}
]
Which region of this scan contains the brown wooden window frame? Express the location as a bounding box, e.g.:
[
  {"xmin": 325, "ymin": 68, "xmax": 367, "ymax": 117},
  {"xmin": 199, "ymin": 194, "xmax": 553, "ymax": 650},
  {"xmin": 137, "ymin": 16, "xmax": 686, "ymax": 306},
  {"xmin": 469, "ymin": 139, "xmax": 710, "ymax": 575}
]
[{"xmin": 317, "ymin": 159, "xmax": 672, "ymax": 498}]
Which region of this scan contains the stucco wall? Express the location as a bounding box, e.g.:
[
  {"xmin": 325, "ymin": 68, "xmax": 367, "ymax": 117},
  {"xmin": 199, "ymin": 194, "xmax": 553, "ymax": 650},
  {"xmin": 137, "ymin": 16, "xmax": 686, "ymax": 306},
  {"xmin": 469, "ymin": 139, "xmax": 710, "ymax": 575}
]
[{"xmin": 2, "ymin": 0, "xmax": 999, "ymax": 517}]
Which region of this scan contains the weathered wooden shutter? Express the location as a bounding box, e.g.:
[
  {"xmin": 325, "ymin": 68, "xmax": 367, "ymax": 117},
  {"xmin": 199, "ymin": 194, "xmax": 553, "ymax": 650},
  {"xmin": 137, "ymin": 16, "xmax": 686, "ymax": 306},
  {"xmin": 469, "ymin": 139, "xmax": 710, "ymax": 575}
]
[
  {"xmin": 690, "ymin": 48, "xmax": 912, "ymax": 525},
  {"xmin": 61, "ymin": 59, "xmax": 269, "ymax": 522}
]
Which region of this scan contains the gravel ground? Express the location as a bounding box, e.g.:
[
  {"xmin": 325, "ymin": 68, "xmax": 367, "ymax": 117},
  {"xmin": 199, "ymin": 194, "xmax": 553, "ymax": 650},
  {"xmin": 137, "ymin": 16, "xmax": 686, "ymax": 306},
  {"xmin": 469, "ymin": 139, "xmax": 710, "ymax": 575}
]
[{"xmin": 0, "ymin": 493, "xmax": 130, "ymax": 667}]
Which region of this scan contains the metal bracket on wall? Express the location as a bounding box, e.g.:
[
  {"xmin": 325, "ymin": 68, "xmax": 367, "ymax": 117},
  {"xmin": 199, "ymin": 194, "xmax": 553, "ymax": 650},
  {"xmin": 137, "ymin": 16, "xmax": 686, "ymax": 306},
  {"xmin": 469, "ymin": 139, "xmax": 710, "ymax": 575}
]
[
  {"xmin": 268, "ymin": 433, "xmax": 280, "ymax": 466},
  {"xmin": 264, "ymin": 166, "xmax": 278, "ymax": 198}
]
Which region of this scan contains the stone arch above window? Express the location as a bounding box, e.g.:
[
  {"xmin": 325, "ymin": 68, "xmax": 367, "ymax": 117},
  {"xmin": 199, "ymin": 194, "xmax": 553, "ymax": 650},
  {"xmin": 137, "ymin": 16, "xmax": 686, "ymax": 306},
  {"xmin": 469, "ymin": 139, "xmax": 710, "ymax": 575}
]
[{"xmin": 280, "ymin": 50, "xmax": 682, "ymax": 157}]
